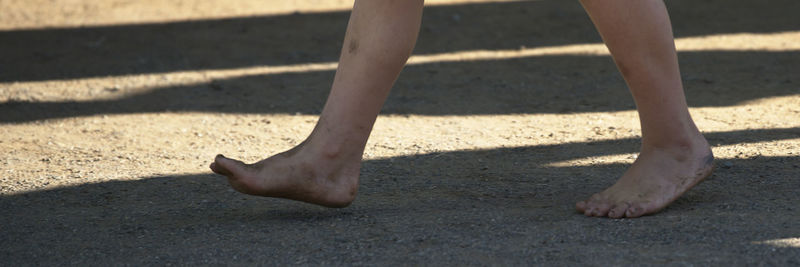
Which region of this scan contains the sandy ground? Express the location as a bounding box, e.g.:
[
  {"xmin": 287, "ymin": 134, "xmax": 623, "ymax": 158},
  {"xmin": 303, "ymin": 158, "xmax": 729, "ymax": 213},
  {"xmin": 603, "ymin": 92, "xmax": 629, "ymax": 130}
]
[{"xmin": 1, "ymin": 0, "xmax": 799, "ymax": 265}]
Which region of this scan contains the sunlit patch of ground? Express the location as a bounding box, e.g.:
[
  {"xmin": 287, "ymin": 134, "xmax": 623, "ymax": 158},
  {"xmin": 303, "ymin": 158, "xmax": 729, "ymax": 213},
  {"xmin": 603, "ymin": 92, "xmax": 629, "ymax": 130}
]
[{"xmin": 754, "ymin": 238, "xmax": 800, "ymax": 248}]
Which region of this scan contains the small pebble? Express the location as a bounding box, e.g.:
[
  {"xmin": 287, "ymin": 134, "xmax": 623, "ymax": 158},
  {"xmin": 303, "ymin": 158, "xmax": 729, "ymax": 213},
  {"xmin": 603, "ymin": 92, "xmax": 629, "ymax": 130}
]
[{"xmin": 722, "ymin": 161, "xmax": 734, "ymax": 168}]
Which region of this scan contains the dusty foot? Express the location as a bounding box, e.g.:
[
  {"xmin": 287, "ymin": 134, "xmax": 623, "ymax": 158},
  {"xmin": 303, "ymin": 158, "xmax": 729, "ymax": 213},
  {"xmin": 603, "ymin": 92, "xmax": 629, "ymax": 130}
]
[
  {"xmin": 209, "ymin": 144, "xmax": 361, "ymax": 208},
  {"xmin": 576, "ymin": 140, "xmax": 714, "ymax": 218}
]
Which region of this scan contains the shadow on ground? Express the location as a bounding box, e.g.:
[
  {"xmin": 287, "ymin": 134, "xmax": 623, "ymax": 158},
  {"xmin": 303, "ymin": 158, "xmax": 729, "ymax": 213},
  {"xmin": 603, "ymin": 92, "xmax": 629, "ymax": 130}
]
[{"xmin": 2, "ymin": 127, "xmax": 798, "ymax": 265}]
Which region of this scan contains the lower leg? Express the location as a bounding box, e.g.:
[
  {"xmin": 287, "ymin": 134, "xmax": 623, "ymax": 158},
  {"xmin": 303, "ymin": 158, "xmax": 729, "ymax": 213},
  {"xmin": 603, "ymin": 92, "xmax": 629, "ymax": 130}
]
[
  {"xmin": 210, "ymin": 0, "xmax": 424, "ymax": 207},
  {"xmin": 576, "ymin": 0, "xmax": 713, "ymax": 218}
]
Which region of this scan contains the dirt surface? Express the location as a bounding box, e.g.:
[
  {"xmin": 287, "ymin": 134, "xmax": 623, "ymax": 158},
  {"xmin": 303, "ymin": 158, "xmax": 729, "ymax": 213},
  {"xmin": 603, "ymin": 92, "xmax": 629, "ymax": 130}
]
[{"xmin": 1, "ymin": 0, "xmax": 799, "ymax": 265}]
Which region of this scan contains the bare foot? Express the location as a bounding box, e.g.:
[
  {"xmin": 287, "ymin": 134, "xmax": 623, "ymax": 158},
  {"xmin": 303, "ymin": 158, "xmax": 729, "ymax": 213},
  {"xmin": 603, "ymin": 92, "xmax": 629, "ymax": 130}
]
[
  {"xmin": 209, "ymin": 144, "xmax": 361, "ymax": 208},
  {"xmin": 576, "ymin": 139, "xmax": 714, "ymax": 218}
]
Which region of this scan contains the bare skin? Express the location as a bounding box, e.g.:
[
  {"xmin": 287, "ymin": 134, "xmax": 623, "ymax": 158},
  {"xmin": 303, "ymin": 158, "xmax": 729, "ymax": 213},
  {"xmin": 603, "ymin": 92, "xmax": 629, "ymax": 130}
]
[
  {"xmin": 574, "ymin": 0, "xmax": 713, "ymax": 218},
  {"xmin": 211, "ymin": 0, "xmax": 714, "ymax": 217},
  {"xmin": 211, "ymin": 0, "xmax": 424, "ymax": 207}
]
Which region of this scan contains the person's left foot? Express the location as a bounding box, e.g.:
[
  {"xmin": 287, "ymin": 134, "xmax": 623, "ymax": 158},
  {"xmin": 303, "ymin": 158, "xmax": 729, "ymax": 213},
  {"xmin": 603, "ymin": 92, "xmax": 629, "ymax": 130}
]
[
  {"xmin": 576, "ymin": 138, "xmax": 714, "ymax": 218},
  {"xmin": 209, "ymin": 141, "xmax": 362, "ymax": 208}
]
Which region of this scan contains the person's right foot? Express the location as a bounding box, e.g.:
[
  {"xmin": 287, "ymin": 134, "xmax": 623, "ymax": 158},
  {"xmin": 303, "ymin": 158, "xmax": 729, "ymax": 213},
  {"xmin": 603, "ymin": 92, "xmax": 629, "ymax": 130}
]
[
  {"xmin": 576, "ymin": 135, "xmax": 714, "ymax": 218},
  {"xmin": 210, "ymin": 144, "xmax": 361, "ymax": 208}
]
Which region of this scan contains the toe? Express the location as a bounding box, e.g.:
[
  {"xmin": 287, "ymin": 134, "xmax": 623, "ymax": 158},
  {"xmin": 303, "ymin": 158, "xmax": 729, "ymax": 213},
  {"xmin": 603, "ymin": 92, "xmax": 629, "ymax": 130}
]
[
  {"xmin": 624, "ymin": 204, "xmax": 647, "ymax": 218},
  {"xmin": 578, "ymin": 194, "xmax": 614, "ymax": 217},
  {"xmin": 212, "ymin": 154, "xmax": 248, "ymax": 178},
  {"xmin": 575, "ymin": 201, "xmax": 588, "ymax": 213},
  {"xmin": 584, "ymin": 194, "xmax": 612, "ymax": 217},
  {"xmin": 590, "ymin": 202, "xmax": 612, "ymax": 217},
  {"xmin": 607, "ymin": 202, "xmax": 629, "ymax": 219},
  {"xmin": 210, "ymin": 162, "xmax": 230, "ymax": 176}
]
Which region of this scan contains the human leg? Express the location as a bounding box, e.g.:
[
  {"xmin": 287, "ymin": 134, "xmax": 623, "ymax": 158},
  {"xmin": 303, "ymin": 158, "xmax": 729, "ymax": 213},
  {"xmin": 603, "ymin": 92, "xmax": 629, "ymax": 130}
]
[
  {"xmin": 210, "ymin": 0, "xmax": 425, "ymax": 207},
  {"xmin": 575, "ymin": 0, "xmax": 714, "ymax": 218}
]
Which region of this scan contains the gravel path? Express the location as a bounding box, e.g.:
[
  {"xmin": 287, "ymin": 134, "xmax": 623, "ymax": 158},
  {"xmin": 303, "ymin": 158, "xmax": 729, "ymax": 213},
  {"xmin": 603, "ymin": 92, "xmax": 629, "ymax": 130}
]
[{"xmin": 2, "ymin": 0, "xmax": 799, "ymax": 265}]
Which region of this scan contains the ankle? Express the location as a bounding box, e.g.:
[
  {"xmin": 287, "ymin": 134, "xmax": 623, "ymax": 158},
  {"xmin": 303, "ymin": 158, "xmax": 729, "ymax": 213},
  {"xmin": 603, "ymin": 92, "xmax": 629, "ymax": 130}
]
[
  {"xmin": 641, "ymin": 135, "xmax": 710, "ymax": 161},
  {"xmin": 302, "ymin": 131, "xmax": 366, "ymax": 161},
  {"xmin": 295, "ymin": 137, "xmax": 363, "ymax": 182}
]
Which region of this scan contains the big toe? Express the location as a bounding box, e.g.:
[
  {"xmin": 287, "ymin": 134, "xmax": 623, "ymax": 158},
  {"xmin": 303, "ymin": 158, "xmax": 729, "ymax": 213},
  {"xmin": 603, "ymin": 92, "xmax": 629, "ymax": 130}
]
[
  {"xmin": 579, "ymin": 194, "xmax": 614, "ymax": 217},
  {"xmin": 211, "ymin": 154, "xmax": 247, "ymax": 177},
  {"xmin": 575, "ymin": 201, "xmax": 589, "ymax": 213},
  {"xmin": 588, "ymin": 202, "xmax": 613, "ymax": 217}
]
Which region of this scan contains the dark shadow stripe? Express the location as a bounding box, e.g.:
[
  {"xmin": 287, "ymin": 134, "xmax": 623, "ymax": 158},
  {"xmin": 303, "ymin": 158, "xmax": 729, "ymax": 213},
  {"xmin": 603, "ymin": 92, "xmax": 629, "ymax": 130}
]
[{"xmin": 1, "ymin": 152, "xmax": 797, "ymax": 264}]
